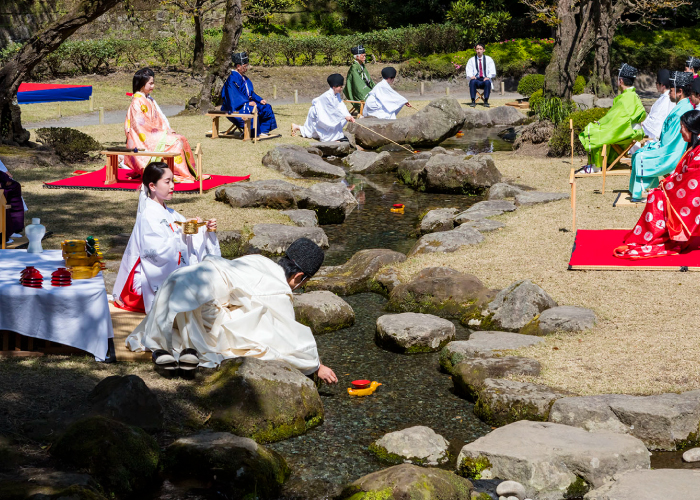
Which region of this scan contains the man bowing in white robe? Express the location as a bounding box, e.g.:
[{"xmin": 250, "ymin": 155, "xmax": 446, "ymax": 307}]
[
  {"xmin": 126, "ymin": 238, "xmax": 339, "ymax": 384},
  {"xmin": 362, "ymin": 67, "xmax": 413, "ymax": 119},
  {"xmin": 292, "ymin": 73, "xmax": 355, "ymax": 142}
]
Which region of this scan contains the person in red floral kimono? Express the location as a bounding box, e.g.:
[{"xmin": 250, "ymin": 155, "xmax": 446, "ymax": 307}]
[{"xmin": 615, "ymin": 109, "xmax": 700, "ymax": 259}]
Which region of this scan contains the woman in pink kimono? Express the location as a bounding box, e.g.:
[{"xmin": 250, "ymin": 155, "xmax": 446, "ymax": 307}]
[{"xmin": 123, "ymin": 68, "xmax": 197, "ymax": 183}]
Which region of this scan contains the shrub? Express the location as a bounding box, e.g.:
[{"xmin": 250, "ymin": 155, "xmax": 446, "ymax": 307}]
[
  {"xmin": 518, "ymin": 74, "xmax": 545, "ymax": 97},
  {"xmin": 529, "ymin": 89, "xmax": 544, "ymax": 110},
  {"xmin": 400, "ymin": 54, "xmax": 460, "ymax": 79},
  {"xmin": 532, "ymin": 96, "xmax": 578, "ymax": 125},
  {"xmin": 573, "ymin": 75, "xmax": 586, "ymax": 95},
  {"xmin": 35, "ymin": 128, "xmax": 102, "ymax": 163},
  {"xmin": 548, "ymin": 107, "xmax": 609, "ymax": 157}
]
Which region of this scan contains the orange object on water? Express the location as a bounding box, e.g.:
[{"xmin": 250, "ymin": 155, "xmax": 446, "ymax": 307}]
[{"xmin": 348, "ymin": 381, "xmax": 382, "ymax": 397}]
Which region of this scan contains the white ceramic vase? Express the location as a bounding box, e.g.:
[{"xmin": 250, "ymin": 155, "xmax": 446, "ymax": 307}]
[{"xmin": 25, "ymin": 218, "xmax": 45, "ymax": 253}]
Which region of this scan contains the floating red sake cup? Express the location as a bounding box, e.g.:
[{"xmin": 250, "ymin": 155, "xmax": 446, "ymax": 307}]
[
  {"xmin": 351, "ymin": 379, "xmax": 371, "ymax": 389},
  {"xmin": 393, "ymin": 204, "xmax": 404, "ymax": 208}
]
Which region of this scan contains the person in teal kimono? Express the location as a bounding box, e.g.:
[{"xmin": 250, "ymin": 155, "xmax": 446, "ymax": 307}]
[
  {"xmin": 578, "ymin": 64, "xmax": 647, "ymax": 173},
  {"xmin": 629, "ymin": 71, "xmax": 695, "ymax": 201}
]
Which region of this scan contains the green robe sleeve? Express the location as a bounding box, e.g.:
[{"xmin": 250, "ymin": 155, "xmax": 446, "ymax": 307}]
[
  {"xmin": 579, "ymin": 88, "xmax": 648, "ymax": 153},
  {"xmin": 343, "ymin": 61, "xmax": 375, "ymax": 102}
]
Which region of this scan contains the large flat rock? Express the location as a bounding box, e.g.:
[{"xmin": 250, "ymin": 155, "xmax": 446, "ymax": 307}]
[
  {"xmin": 474, "ymin": 378, "xmax": 573, "ymax": 426},
  {"xmin": 439, "ymin": 331, "xmax": 544, "ymax": 373},
  {"xmin": 452, "ymin": 356, "xmax": 541, "ymax": 400},
  {"xmin": 309, "ymin": 141, "xmax": 355, "ymax": 157},
  {"xmin": 262, "ymin": 144, "xmax": 345, "ymax": 179},
  {"xmin": 549, "ymin": 390, "xmax": 700, "ymax": 450},
  {"xmin": 343, "ymin": 150, "xmax": 395, "ymax": 173},
  {"xmin": 370, "ymin": 426, "xmax": 450, "ymax": 466},
  {"xmin": 293, "ymin": 290, "xmax": 355, "ymax": 334},
  {"xmin": 419, "ymin": 208, "xmax": 458, "ymax": 234},
  {"xmin": 457, "ymin": 420, "xmax": 650, "ymax": 500},
  {"xmin": 408, "ymin": 227, "xmax": 484, "ymax": 256},
  {"xmin": 247, "ymin": 224, "xmax": 329, "ymax": 256},
  {"xmin": 347, "ymin": 97, "xmax": 466, "ymax": 148},
  {"xmin": 515, "ymin": 191, "xmax": 569, "ymax": 206},
  {"xmin": 306, "ymin": 248, "xmax": 406, "ymax": 295},
  {"xmin": 399, "ymin": 153, "xmax": 502, "ymax": 194},
  {"xmin": 463, "ymin": 106, "xmax": 528, "ymax": 129},
  {"xmin": 376, "ymin": 312, "xmax": 456, "ymax": 354},
  {"xmin": 521, "ymin": 305, "xmax": 597, "ymax": 335},
  {"xmin": 583, "ymin": 469, "xmax": 700, "ymax": 500}
]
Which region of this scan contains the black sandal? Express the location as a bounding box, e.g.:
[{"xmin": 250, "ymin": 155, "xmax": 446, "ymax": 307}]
[
  {"xmin": 152, "ymin": 349, "xmax": 177, "ymax": 370},
  {"xmin": 178, "ymin": 348, "xmax": 200, "ymax": 371}
]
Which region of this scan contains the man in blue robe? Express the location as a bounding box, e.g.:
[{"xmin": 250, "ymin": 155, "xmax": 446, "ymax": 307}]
[
  {"xmin": 629, "ymin": 71, "xmax": 695, "ymax": 201},
  {"xmin": 221, "ymin": 51, "xmax": 277, "ymax": 139}
]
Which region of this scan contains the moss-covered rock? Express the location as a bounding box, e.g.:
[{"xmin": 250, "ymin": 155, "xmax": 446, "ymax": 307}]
[
  {"xmin": 198, "ymin": 357, "xmax": 324, "ymax": 443},
  {"xmin": 164, "ymin": 431, "xmax": 289, "ymax": 499},
  {"xmin": 293, "ymin": 290, "xmax": 355, "ymax": 334},
  {"xmin": 338, "ymin": 464, "xmax": 473, "ymax": 499},
  {"xmin": 50, "ymin": 416, "xmax": 160, "ymax": 498},
  {"xmin": 451, "ymin": 356, "xmax": 541, "ymax": 401},
  {"xmin": 305, "ymin": 249, "xmax": 406, "ymax": 295},
  {"xmin": 387, "ymin": 267, "xmax": 496, "ymax": 319},
  {"xmin": 35, "ymin": 127, "xmax": 101, "ymax": 163},
  {"xmin": 369, "ymin": 426, "xmax": 450, "ymax": 466},
  {"xmin": 456, "ymin": 455, "xmax": 492, "ymax": 480}
]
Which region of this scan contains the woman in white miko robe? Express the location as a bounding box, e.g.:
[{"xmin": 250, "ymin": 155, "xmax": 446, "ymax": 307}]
[
  {"xmin": 113, "ymin": 162, "xmax": 219, "ymax": 314},
  {"xmin": 363, "ymin": 67, "xmax": 413, "ymax": 120},
  {"xmin": 291, "ymin": 73, "xmax": 355, "ymax": 142},
  {"xmin": 126, "ymin": 239, "xmax": 339, "ymax": 384}
]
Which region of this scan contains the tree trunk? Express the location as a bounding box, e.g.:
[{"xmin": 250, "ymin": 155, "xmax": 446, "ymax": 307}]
[
  {"xmin": 192, "ymin": 10, "xmax": 205, "ymax": 75},
  {"xmin": 0, "ymin": 0, "xmax": 121, "ymax": 145},
  {"xmin": 542, "ymin": 0, "xmax": 597, "ymax": 98},
  {"xmin": 592, "ymin": 0, "xmax": 624, "ymax": 97},
  {"xmin": 193, "ymin": 0, "xmax": 242, "ymax": 112}
]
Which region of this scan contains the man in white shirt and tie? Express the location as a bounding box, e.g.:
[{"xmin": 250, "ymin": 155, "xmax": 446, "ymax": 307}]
[{"xmin": 466, "ymin": 42, "xmax": 496, "ymax": 108}]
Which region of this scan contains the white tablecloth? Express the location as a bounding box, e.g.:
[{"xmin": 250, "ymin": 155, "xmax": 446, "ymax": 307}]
[{"xmin": 0, "ymin": 249, "xmax": 113, "ymax": 360}]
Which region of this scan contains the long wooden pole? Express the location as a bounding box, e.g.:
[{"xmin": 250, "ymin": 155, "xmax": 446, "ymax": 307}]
[{"xmin": 352, "ymin": 122, "xmax": 415, "ymax": 154}]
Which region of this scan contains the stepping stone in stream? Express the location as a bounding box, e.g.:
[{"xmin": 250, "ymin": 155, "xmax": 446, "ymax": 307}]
[{"xmin": 375, "ymin": 312, "xmax": 456, "ymax": 354}]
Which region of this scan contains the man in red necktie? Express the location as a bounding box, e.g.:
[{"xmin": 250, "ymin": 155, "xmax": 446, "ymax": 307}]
[{"xmin": 466, "ymin": 42, "xmax": 496, "ymax": 108}]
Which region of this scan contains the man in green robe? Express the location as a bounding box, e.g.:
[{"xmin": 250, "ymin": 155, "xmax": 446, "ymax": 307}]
[
  {"xmin": 344, "ymin": 44, "xmax": 375, "ymax": 114},
  {"xmin": 578, "ymin": 64, "xmax": 647, "ymax": 173},
  {"xmin": 628, "ymin": 71, "xmax": 694, "ymax": 201}
]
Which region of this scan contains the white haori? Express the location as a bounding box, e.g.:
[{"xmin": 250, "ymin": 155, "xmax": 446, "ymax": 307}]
[
  {"xmin": 362, "ymin": 79, "xmax": 408, "ymax": 119},
  {"xmin": 642, "ymin": 90, "xmax": 674, "ymax": 141},
  {"xmin": 300, "ymin": 88, "xmax": 351, "ymax": 142},
  {"xmin": 113, "ymin": 196, "xmax": 220, "ymax": 313},
  {"xmin": 125, "ymin": 254, "xmax": 321, "ymax": 374}
]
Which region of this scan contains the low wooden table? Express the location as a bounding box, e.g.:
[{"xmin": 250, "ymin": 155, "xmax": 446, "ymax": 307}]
[
  {"xmin": 206, "ymin": 109, "xmax": 258, "ymax": 143},
  {"xmin": 101, "ymin": 150, "xmax": 178, "ymax": 185}
]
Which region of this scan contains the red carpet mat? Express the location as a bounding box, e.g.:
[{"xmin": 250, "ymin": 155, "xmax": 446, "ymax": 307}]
[
  {"xmin": 568, "ymin": 229, "xmax": 700, "ymax": 271},
  {"xmin": 43, "ymin": 167, "xmax": 250, "ymax": 193}
]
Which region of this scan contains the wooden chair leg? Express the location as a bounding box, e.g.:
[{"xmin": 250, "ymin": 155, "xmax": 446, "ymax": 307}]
[
  {"xmin": 243, "ymin": 120, "xmax": 251, "ymax": 141},
  {"xmin": 165, "ymin": 156, "xmax": 175, "ymax": 170},
  {"xmin": 212, "ymin": 116, "xmax": 219, "ymax": 139},
  {"xmin": 2, "ymin": 331, "xmax": 8, "ymax": 351},
  {"xmin": 105, "ymin": 155, "xmax": 118, "ymax": 185},
  {"xmin": 253, "ymin": 111, "xmax": 258, "ymax": 144},
  {"xmin": 602, "ymin": 144, "xmax": 608, "ymax": 195},
  {"xmin": 569, "ymin": 119, "xmax": 574, "ymax": 166},
  {"xmin": 195, "ymin": 143, "xmax": 203, "ymax": 195}
]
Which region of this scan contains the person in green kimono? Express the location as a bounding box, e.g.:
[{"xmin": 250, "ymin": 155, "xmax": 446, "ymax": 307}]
[
  {"xmin": 629, "ymin": 71, "xmax": 695, "ymax": 201},
  {"xmin": 578, "ymin": 64, "xmax": 647, "ymax": 174},
  {"xmin": 344, "ymin": 44, "xmax": 375, "ymax": 114}
]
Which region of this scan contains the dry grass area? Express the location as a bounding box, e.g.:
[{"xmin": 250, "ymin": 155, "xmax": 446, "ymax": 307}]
[{"xmin": 394, "ymin": 151, "xmax": 700, "ymax": 396}]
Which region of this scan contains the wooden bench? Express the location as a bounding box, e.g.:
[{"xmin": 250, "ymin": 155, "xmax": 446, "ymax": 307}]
[
  {"xmin": 101, "ymin": 145, "xmax": 205, "ymax": 194},
  {"xmin": 206, "ymin": 108, "xmax": 258, "ymax": 143}
]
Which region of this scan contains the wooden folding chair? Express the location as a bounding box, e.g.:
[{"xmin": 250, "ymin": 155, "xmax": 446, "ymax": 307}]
[
  {"xmin": 475, "ymin": 90, "xmax": 485, "ymax": 103},
  {"xmin": 343, "ymin": 100, "xmax": 365, "ymax": 115}
]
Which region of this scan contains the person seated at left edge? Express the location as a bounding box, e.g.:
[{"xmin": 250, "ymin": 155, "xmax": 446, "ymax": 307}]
[
  {"xmin": 221, "ymin": 51, "xmax": 278, "ymax": 140},
  {"xmin": 577, "ymin": 63, "xmax": 646, "ymax": 174}
]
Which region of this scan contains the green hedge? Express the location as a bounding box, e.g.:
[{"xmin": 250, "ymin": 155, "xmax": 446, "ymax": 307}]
[
  {"xmin": 548, "ymin": 107, "xmax": 609, "ymax": 156},
  {"xmin": 517, "ymin": 74, "xmax": 544, "ymax": 97},
  {"xmin": 573, "ymin": 75, "xmax": 586, "ymax": 95},
  {"xmin": 613, "ymin": 27, "xmax": 700, "ymax": 73}
]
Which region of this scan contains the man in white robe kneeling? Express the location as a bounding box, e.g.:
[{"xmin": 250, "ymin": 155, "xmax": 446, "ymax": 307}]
[
  {"xmin": 126, "ymin": 238, "xmax": 339, "ymax": 384},
  {"xmin": 292, "ymin": 73, "xmax": 355, "ymax": 142},
  {"xmin": 363, "ymin": 67, "xmax": 413, "ymax": 119}
]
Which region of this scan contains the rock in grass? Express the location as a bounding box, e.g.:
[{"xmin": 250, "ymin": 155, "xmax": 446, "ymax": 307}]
[
  {"xmin": 387, "ymin": 267, "xmax": 494, "ymax": 319},
  {"xmin": 454, "ymin": 200, "xmax": 517, "ymax": 223},
  {"xmin": 50, "ymin": 416, "xmax": 160, "ymax": 498},
  {"xmin": 87, "ymin": 375, "xmax": 163, "ymax": 432},
  {"xmin": 408, "ymin": 227, "xmax": 484, "ymax": 256},
  {"xmin": 164, "ymin": 431, "xmax": 289, "ymax": 499},
  {"xmin": 262, "ymin": 144, "xmax": 345, "ymax": 179},
  {"xmin": 376, "ymin": 313, "xmax": 456, "ymax": 354},
  {"xmin": 474, "ymin": 379, "xmax": 574, "ymax": 426},
  {"xmin": 308, "ymin": 141, "xmax": 354, "ymax": 157},
  {"xmin": 456, "ymin": 219, "xmax": 505, "ymax": 232},
  {"xmin": 247, "ymin": 224, "xmax": 328, "ymax": 256},
  {"xmin": 549, "ymin": 390, "xmax": 700, "ymax": 451},
  {"xmin": 582, "ymin": 469, "xmax": 700, "ymax": 500},
  {"xmin": 293, "ymin": 290, "xmax": 355, "ymax": 334},
  {"xmin": 198, "ymin": 357, "xmax": 323, "ymax": 444},
  {"xmin": 306, "ymin": 248, "xmax": 406, "ymax": 295},
  {"xmin": 281, "ymin": 209, "xmax": 318, "ymax": 227},
  {"xmin": 488, "ymin": 182, "xmax": 524, "ymax": 200},
  {"xmin": 338, "ymin": 463, "xmax": 474, "ymax": 499},
  {"xmin": 465, "ymin": 279, "xmax": 556, "ymax": 332},
  {"xmin": 419, "ymin": 208, "xmax": 458, "ymax": 234},
  {"xmin": 451, "ymin": 356, "xmax": 541, "ymax": 401},
  {"xmin": 520, "ymin": 305, "xmax": 596, "ymax": 335},
  {"xmin": 439, "ymin": 331, "xmax": 545, "ymax": 373},
  {"xmin": 370, "ymin": 426, "xmax": 450, "ymax": 466},
  {"xmin": 456, "ymin": 420, "xmax": 650, "ymax": 500}
]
